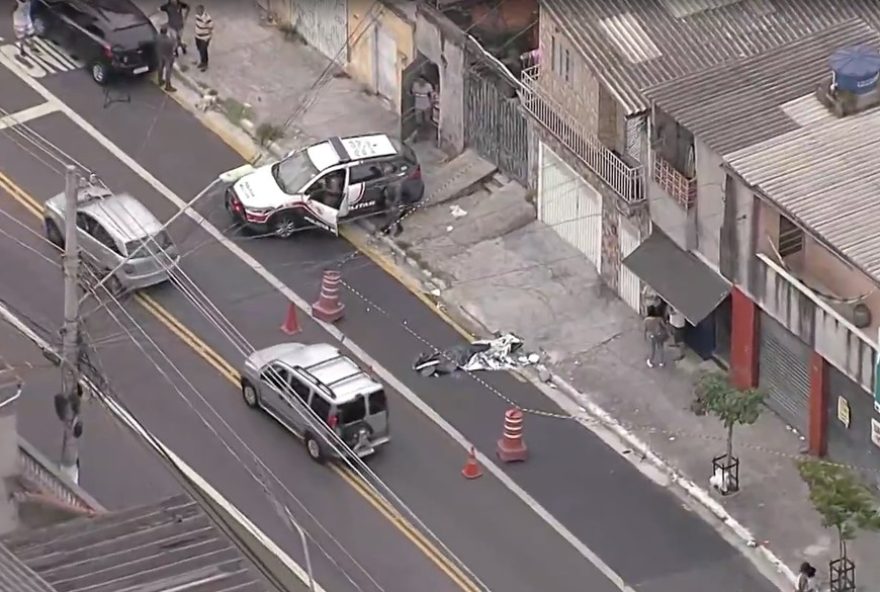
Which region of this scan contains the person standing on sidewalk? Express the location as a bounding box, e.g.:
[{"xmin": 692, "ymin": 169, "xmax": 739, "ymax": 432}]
[
  {"xmin": 193, "ymin": 4, "xmax": 213, "ymax": 71},
  {"xmin": 12, "ymin": 0, "xmax": 35, "ymax": 58},
  {"xmin": 644, "ymin": 306, "xmax": 668, "ymax": 368},
  {"xmin": 159, "ymin": 0, "xmax": 190, "ymax": 57},
  {"xmin": 795, "ymin": 562, "xmax": 818, "ymax": 592},
  {"xmin": 156, "ymin": 26, "xmax": 177, "ymax": 92},
  {"xmin": 410, "ymin": 77, "xmax": 434, "ymax": 140},
  {"xmin": 668, "ymin": 306, "xmax": 686, "ymax": 346}
]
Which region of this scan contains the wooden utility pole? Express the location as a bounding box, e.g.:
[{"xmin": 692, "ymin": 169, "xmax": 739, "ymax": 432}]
[{"xmin": 58, "ymin": 165, "xmax": 83, "ymax": 484}]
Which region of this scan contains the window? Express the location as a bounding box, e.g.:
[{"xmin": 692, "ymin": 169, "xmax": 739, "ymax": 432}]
[
  {"xmin": 125, "ymin": 230, "xmax": 174, "ymax": 259},
  {"xmin": 81, "ymin": 215, "xmax": 121, "ymax": 255},
  {"xmin": 288, "ymin": 375, "xmax": 311, "ymax": 403},
  {"xmin": 262, "ymin": 363, "xmax": 291, "ymax": 392},
  {"xmin": 338, "ymin": 395, "xmax": 367, "ymax": 424},
  {"xmin": 307, "ymin": 170, "xmax": 346, "ymax": 209},
  {"xmin": 367, "ymin": 389, "xmax": 387, "ymax": 414},
  {"xmin": 778, "ymin": 214, "xmax": 803, "ymax": 258},
  {"xmin": 550, "ymin": 36, "xmax": 573, "ymax": 83},
  {"xmin": 550, "ymin": 35, "xmax": 556, "ymax": 73},
  {"xmin": 563, "ymin": 48, "xmax": 572, "ymax": 83},
  {"xmin": 272, "ymin": 151, "xmax": 319, "ymax": 194},
  {"xmin": 309, "ymin": 394, "xmax": 331, "ymax": 420},
  {"xmin": 350, "ymin": 163, "xmax": 387, "ymax": 184}
]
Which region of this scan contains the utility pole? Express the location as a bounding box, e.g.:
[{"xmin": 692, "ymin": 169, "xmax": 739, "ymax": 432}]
[{"xmin": 58, "ymin": 165, "xmax": 83, "ymax": 484}]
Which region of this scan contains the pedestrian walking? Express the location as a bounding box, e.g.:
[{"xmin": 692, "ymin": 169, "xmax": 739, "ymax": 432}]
[
  {"xmin": 193, "ymin": 4, "xmax": 213, "ymax": 71},
  {"xmin": 159, "ymin": 0, "xmax": 189, "ymax": 57},
  {"xmin": 668, "ymin": 306, "xmax": 686, "ymax": 346},
  {"xmin": 795, "ymin": 562, "xmax": 818, "ymax": 592},
  {"xmin": 410, "ymin": 76, "xmax": 434, "ymax": 140},
  {"xmin": 12, "ymin": 0, "xmax": 35, "ymax": 58},
  {"xmin": 644, "ymin": 306, "xmax": 668, "ymax": 368},
  {"xmin": 380, "ymin": 177, "xmax": 420, "ymax": 237},
  {"xmin": 156, "ymin": 26, "xmax": 177, "ymax": 92}
]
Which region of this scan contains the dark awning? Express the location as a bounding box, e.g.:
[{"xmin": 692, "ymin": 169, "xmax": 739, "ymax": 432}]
[{"xmin": 622, "ymin": 230, "xmax": 731, "ymax": 325}]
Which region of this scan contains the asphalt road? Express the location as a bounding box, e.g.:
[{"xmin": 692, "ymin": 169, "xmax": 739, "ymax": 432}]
[
  {"xmin": 0, "ymin": 27, "xmax": 778, "ymax": 592},
  {"xmin": 0, "ymin": 75, "xmax": 614, "ymax": 592}
]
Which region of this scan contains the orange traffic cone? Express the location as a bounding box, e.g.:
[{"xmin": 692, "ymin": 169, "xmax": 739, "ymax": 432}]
[
  {"xmin": 312, "ymin": 269, "xmax": 345, "ymax": 323},
  {"xmin": 280, "ymin": 302, "xmax": 301, "ymax": 335},
  {"xmin": 461, "ymin": 446, "xmax": 483, "ymax": 480}
]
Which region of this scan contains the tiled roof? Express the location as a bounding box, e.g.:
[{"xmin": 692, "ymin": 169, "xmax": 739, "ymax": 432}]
[
  {"xmin": 1, "ymin": 494, "xmax": 276, "ymax": 592},
  {"xmin": 543, "ymin": 0, "xmax": 880, "ymax": 116},
  {"xmin": 725, "ymin": 107, "xmax": 880, "ymax": 279},
  {"xmin": 644, "ymin": 19, "xmax": 880, "ymax": 156},
  {"xmin": 0, "ymin": 544, "xmax": 55, "ymax": 592}
]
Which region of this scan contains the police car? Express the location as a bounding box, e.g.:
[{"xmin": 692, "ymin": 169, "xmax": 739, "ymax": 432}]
[{"xmin": 225, "ymin": 134, "xmax": 425, "ymax": 237}]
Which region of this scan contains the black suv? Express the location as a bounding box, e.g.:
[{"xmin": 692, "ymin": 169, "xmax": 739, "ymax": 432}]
[{"xmin": 32, "ymin": 0, "xmax": 157, "ymax": 84}]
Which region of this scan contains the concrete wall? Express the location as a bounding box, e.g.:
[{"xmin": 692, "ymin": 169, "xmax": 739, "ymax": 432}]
[
  {"xmin": 289, "ymin": 0, "xmax": 349, "ymax": 63},
  {"xmin": 414, "ymin": 8, "xmax": 465, "ymax": 153},
  {"xmin": 347, "ymin": 0, "xmax": 415, "ymax": 111},
  {"xmin": 0, "ymin": 411, "xmax": 18, "ymax": 534},
  {"xmin": 694, "ymin": 138, "xmax": 724, "ymax": 268}
]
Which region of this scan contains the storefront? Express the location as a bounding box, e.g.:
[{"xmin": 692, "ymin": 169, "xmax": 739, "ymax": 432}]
[
  {"xmin": 825, "ymin": 364, "xmax": 880, "ymax": 489},
  {"xmin": 758, "ymin": 311, "xmax": 812, "ymax": 435},
  {"xmin": 622, "ymin": 228, "xmax": 731, "ymax": 359}
]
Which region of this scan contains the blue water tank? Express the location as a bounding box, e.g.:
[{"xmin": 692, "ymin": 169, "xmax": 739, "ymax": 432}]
[{"xmin": 830, "ymin": 46, "xmax": 880, "ymax": 95}]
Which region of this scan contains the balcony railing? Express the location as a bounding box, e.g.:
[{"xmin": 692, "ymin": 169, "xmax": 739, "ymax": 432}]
[
  {"xmin": 519, "ymin": 65, "xmax": 645, "ymax": 204},
  {"xmin": 652, "ymin": 153, "xmax": 697, "ymax": 209}
]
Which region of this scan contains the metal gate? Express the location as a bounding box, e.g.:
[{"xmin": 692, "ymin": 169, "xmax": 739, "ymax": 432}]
[
  {"xmin": 375, "ymin": 26, "xmax": 398, "ymax": 102},
  {"xmin": 826, "ymin": 365, "xmax": 880, "ymax": 489},
  {"xmin": 539, "ymin": 143, "xmax": 602, "ymax": 270},
  {"xmin": 618, "ymin": 214, "xmax": 641, "ymax": 313},
  {"xmin": 292, "ymin": 0, "xmax": 348, "ymax": 63},
  {"xmin": 758, "ymin": 312, "xmax": 812, "ymax": 434},
  {"xmin": 464, "ymin": 66, "xmax": 529, "ymax": 186}
]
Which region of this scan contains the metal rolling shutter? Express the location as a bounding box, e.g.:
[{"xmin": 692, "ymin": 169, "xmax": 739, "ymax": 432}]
[{"xmin": 758, "ymin": 312, "xmax": 811, "ymax": 434}]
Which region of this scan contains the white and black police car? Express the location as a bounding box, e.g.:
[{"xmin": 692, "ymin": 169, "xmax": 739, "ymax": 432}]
[{"xmin": 225, "ymin": 134, "xmax": 425, "ymax": 238}]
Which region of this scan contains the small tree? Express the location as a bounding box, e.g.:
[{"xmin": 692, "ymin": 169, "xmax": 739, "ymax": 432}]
[
  {"xmin": 691, "ymin": 370, "xmax": 765, "ymax": 460},
  {"xmin": 798, "ymin": 459, "xmax": 880, "ymax": 562}
]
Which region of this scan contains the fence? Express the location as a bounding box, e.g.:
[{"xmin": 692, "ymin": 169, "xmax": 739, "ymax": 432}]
[{"xmin": 463, "ymin": 66, "xmax": 530, "ymax": 186}]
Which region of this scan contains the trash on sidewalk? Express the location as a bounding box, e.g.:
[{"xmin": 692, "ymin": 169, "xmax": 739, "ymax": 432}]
[
  {"xmin": 450, "ymin": 204, "xmax": 468, "ymax": 218},
  {"xmin": 412, "ymin": 332, "xmax": 539, "ymax": 377}
]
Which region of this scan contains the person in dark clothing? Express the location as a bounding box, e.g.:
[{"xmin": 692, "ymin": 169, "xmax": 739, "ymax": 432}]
[
  {"xmin": 380, "ymin": 179, "xmax": 420, "ymax": 237},
  {"xmin": 159, "ymin": 0, "xmax": 189, "ymax": 56},
  {"xmin": 156, "ymin": 26, "xmax": 177, "ymax": 92}
]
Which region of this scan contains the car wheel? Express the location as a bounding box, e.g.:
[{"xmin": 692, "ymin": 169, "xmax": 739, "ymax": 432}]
[
  {"xmin": 32, "ymin": 16, "xmax": 49, "ymax": 37},
  {"xmin": 305, "ymin": 433, "xmax": 325, "ymax": 463},
  {"xmin": 91, "ymin": 62, "xmax": 109, "ymax": 85},
  {"xmin": 269, "ymin": 212, "xmax": 299, "ymax": 239},
  {"xmin": 44, "ymin": 219, "xmax": 63, "ymax": 248},
  {"xmin": 241, "ymin": 380, "xmax": 259, "ymax": 408}
]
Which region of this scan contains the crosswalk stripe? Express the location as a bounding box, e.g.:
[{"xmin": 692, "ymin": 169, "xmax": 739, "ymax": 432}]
[{"xmin": 31, "ymin": 37, "xmax": 80, "ymax": 70}]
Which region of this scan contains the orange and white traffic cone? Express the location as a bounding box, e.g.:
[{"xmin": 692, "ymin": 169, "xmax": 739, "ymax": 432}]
[
  {"xmin": 311, "ymin": 269, "xmax": 345, "ymax": 323},
  {"xmin": 496, "ymin": 408, "xmax": 528, "ymax": 463},
  {"xmin": 280, "ymin": 302, "xmax": 301, "ymax": 335},
  {"xmin": 461, "ymin": 446, "xmax": 483, "ymax": 480}
]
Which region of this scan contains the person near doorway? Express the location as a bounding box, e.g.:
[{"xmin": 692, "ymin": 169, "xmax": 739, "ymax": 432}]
[
  {"xmin": 410, "ymin": 76, "xmax": 435, "ymax": 140},
  {"xmin": 12, "ymin": 0, "xmax": 35, "ymax": 58},
  {"xmin": 380, "ymin": 177, "xmax": 421, "ymax": 237},
  {"xmin": 193, "ymin": 4, "xmax": 213, "ymax": 71},
  {"xmin": 156, "ymin": 26, "xmax": 177, "ymax": 92},
  {"xmin": 668, "ymin": 306, "xmax": 686, "ymax": 346},
  {"xmin": 159, "ymin": 0, "xmax": 190, "ymax": 56},
  {"xmin": 795, "ymin": 562, "xmax": 817, "ymax": 592},
  {"xmin": 644, "ymin": 307, "xmax": 668, "ymax": 369}
]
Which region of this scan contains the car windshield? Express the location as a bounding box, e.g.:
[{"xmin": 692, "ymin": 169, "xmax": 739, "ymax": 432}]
[
  {"xmin": 272, "ymin": 151, "xmax": 318, "ymax": 194},
  {"xmin": 124, "ymin": 230, "xmax": 174, "ymax": 258}
]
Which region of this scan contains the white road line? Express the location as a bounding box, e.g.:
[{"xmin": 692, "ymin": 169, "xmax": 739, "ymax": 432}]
[
  {"xmin": 32, "ymin": 37, "xmax": 81, "ymax": 70},
  {"xmin": 0, "ymin": 52, "xmax": 635, "ymax": 592},
  {"xmin": 0, "ymin": 102, "xmax": 59, "ymax": 130}
]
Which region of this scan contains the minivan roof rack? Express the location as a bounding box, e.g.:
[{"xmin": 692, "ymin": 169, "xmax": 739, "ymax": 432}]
[
  {"xmin": 302, "ymin": 354, "xmax": 346, "ymax": 373},
  {"xmin": 325, "ymin": 369, "xmax": 364, "ymax": 389}
]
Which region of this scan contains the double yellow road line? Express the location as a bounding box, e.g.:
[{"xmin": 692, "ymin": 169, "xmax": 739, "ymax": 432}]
[{"xmin": 0, "ymin": 170, "xmax": 481, "ymax": 592}]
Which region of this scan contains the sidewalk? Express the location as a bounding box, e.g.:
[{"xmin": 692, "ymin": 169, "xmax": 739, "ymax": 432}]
[{"xmin": 146, "ymin": 5, "xmax": 880, "ymax": 589}]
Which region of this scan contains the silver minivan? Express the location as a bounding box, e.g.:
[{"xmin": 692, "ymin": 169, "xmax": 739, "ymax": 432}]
[
  {"xmin": 43, "ymin": 185, "xmax": 179, "ymax": 292},
  {"xmin": 241, "ymin": 342, "xmax": 391, "ymax": 462}
]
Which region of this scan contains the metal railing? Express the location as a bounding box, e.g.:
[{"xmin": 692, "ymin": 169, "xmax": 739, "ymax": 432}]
[
  {"xmin": 519, "ymin": 65, "xmax": 645, "ymax": 203},
  {"xmin": 18, "ymin": 438, "xmax": 104, "ymax": 513},
  {"xmin": 652, "ymin": 152, "xmax": 697, "ymax": 209}
]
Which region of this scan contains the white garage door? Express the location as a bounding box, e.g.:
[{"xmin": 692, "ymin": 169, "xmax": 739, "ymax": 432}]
[
  {"xmin": 538, "ymin": 144, "xmax": 602, "ymax": 271},
  {"xmin": 618, "ymin": 214, "xmax": 641, "ymax": 313},
  {"xmin": 293, "ymin": 0, "xmax": 348, "ymax": 63}
]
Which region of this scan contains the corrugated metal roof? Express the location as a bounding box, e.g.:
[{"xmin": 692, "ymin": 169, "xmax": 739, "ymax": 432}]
[
  {"xmin": 0, "ymin": 544, "xmax": 56, "ymax": 592},
  {"xmin": 543, "ymin": 0, "xmax": 880, "ymax": 116},
  {"xmin": 1, "ymin": 494, "xmax": 275, "ymax": 592},
  {"xmin": 725, "ymin": 108, "xmax": 880, "ymax": 278},
  {"xmin": 644, "ymin": 19, "xmax": 880, "ymax": 155}
]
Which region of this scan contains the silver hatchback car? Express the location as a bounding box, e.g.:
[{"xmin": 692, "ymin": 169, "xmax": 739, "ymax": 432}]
[
  {"xmin": 43, "ymin": 185, "xmax": 179, "ymax": 292},
  {"xmin": 241, "ymin": 342, "xmax": 391, "ymax": 462}
]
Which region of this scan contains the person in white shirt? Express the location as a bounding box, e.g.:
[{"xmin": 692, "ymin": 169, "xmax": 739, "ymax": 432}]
[
  {"xmin": 193, "ymin": 4, "xmax": 213, "ymax": 71},
  {"xmin": 668, "ymin": 306, "xmax": 686, "ymax": 346},
  {"xmin": 795, "ymin": 562, "xmax": 818, "ymax": 592},
  {"xmin": 12, "ymin": 0, "xmax": 35, "ymax": 58}
]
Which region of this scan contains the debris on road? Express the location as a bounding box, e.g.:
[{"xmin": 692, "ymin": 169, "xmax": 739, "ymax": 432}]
[{"xmin": 412, "ymin": 332, "xmax": 539, "ymax": 377}]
